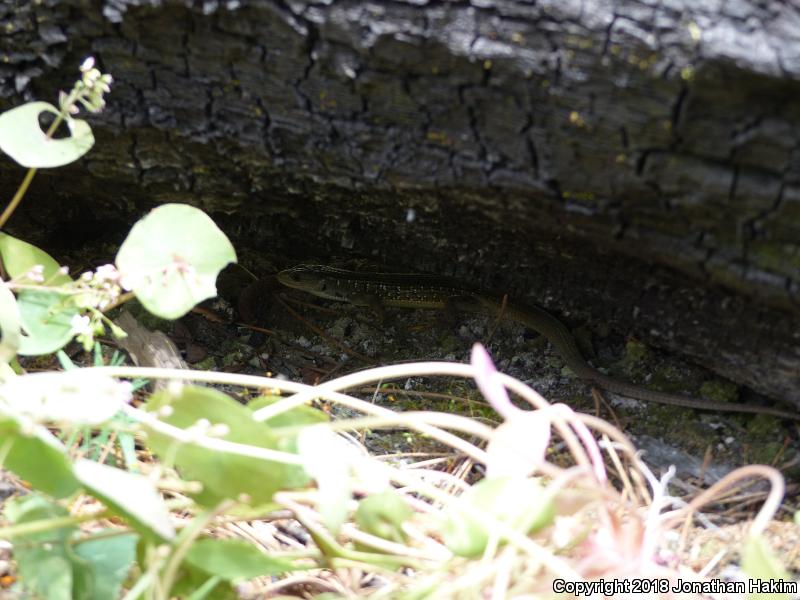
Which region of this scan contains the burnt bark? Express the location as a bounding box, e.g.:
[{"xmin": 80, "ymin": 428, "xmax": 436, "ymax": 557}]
[{"xmin": 0, "ymin": 0, "xmax": 799, "ymax": 407}]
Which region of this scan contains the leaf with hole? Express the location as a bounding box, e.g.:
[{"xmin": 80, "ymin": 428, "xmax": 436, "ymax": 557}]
[
  {"xmin": 0, "ymin": 102, "xmax": 94, "ymax": 168},
  {"xmin": 115, "ymin": 204, "xmax": 236, "ymax": 319}
]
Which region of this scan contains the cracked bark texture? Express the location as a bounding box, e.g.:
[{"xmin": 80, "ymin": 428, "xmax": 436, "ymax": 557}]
[{"xmin": 1, "ymin": 0, "xmax": 799, "ymax": 407}]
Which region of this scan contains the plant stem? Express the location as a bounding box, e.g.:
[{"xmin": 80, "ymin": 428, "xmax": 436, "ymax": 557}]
[
  {"xmin": 0, "ymin": 510, "xmax": 108, "ymax": 539},
  {"xmin": 102, "ymin": 290, "xmax": 136, "ymax": 312},
  {"xmin": 0, "ymin": 167, "xmax": 37, "ymax": 229}
]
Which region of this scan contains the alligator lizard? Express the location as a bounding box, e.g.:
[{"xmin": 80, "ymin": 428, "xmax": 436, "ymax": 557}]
[{"xmin": 277, "ymin": 264, "xmax": 800, "ymax": 420}]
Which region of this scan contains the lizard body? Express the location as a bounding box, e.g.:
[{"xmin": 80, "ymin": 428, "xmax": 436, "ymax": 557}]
[{"xmin": 277, "ymin": 264, "xmax": 800, "ymax": 420}]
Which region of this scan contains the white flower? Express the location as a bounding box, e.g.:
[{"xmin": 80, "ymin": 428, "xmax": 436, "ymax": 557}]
[
  {"xmin": 26, "ymin": 264, "xmax": 45, "ymax": 283},
  {"xmin": 80, "ymin": 57, "xmax": 95, "ymax": 72},
  {"xmin": 95, "ymin": 263, "xmax": 120, "ymax": 282},
  {"xmin": 70, "ymin": 314, "xmax": 92, "ymax": 335}
]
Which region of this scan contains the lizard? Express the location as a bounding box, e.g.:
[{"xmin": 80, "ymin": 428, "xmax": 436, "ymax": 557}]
[{"xmin": 276, "ymin": 264, "xmax": 800, "ymax": 420}]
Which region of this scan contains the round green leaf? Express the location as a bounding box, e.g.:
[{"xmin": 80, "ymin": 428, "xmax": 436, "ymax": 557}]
[
  {"xmin": 0, "ymin": 102, "xmax": 94, "ymax": 168},
  {"xmin": 17, "ymin": 289, "xmax": 79, "ymax": 355},
  {"xmin": 440, "ymin": 511, "xmax": 487, "ymax": 558},
  {"xmin": 0, "ymin": 234, "xmax": 72, "ymax": 360},
  {"xmin": 355, "ymin": 491, "xmax": 413, "ymax": 544},
  {"xmin": 115, "ymin": 204, "xmax": 237, "ymax": 319},
  {"xmin": 0, "ymin": 233, "xmax": 71, "ymax": 285}
]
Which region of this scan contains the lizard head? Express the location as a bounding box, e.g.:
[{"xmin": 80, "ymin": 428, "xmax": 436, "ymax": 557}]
[
  {"xmin": 276, "ymin": 264, "xmax": 352, "ymax": 302},
  {"xmin": 276, "ymin": 264, "xmax": 327, "ymax": 293}
]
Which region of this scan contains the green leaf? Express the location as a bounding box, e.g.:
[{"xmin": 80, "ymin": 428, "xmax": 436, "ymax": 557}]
[
  {"xmin": 741, "ymin": 534, "xmax": 791, "ymax": 600},
  {"xmin": 17, "ymin": 289, "xmax": 79, "ymax": 355},
  {"xmin": 248, "ymin": 395, "xmax": 330, "ymax": 429},
  {"xmin": 0, "ymin": 234, "xmax": 73, "ymax": 359},
  {"xmin": 248, "ymin": 395, "xmax": 324, "ymax": 489},
  {"xmin": 171, "ymin": 568, "xmax": 237, "ymax": 600},
  {"xmin": 5, "ymin": 492, "xmax": 72, "ymax": 532},
  {"xmin": 0, "ymin": 409, "xmax": 79, "ymax": 498},
  {"xmin": 0, "ymin": 370, "xmax": 131, "ymax": 425},
  {"xmin": 6, "ymin": 495, "xmax": 75, "ymax": 600},
  {"xmin": 185, "ymin": 538, "xmax": 297, "ymax": 580},
  {"xmin": 440, "ymin": 477, "xmax": 555, "ymax": 558},
  {"xmin": 0, "ymin": 101, "xmax": 94, "ymax": 168},
  {"xmin": 439, "ymin": 505, "xmax": 487, "ymax": 559},
  {"xmin": 0, "ymin": 284, "xmax": 21, "ymax": 364},
  {"xmin": 26, "ymin": 555, "xmax": 74, "ymax": 600},
  {"xmin": 73, "ymin": 532, "xmax": 138, "ymax": 600},
  {"xmin": 0, "ymin": 232, "xmax": 71, "ymax": 285},
  {"xmin": 74, "ymin": 459, "xmax": 175, "ymax": 540},
  {"xmin": 143, "ymin": 386, "xmax": 303, "ymax": 506},
  {"xmin": 115, "ymin": 204, "xmax": 236, "ymax": 319},
  {"xmin": 355, "ymin": 491, "xmax": 413, "ymax": 545},
  {"xmin": 7, "ymin": 496, "xmax": 138, "ymax": 600},
  {"xmin": 185, "ymin": 576, "xmax": 226, "ymax": 600}
]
